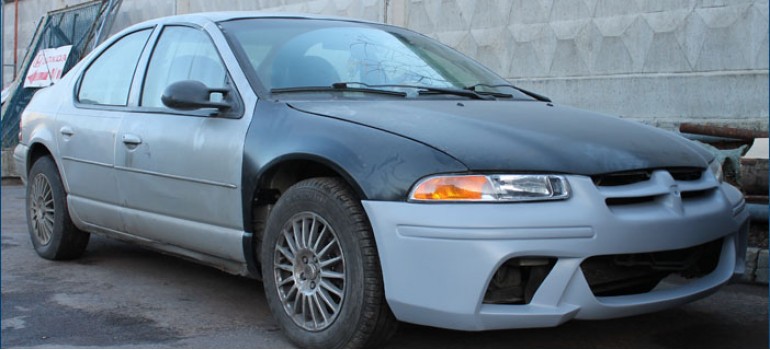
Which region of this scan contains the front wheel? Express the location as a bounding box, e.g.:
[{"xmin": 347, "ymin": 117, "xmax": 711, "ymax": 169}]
[{"xmin": 261, "ymin": 178, "xmax": 397, "ymax": 348}]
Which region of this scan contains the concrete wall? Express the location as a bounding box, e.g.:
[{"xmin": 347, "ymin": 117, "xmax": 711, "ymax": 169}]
[
  {"xmin": 2, "ymin": 0, "xmax": 768, "ymax": 131},
  {"xmin": 403, "ymin": 0, "xmax": 769, "ymax": 130}
]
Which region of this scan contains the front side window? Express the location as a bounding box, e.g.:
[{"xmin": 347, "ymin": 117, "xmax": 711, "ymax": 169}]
[
  {"xmin": 78, "ymin": 29, "xmax": 151, "ymax": 105},
  {"xmin": 141, "ymin": 26, "xmax": 227, "ymax": 108}
]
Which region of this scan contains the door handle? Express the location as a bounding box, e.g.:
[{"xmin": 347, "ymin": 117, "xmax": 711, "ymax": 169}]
[
  {"xmin": 122, "ymin": 134, "xmax": 143, "ymax": 145},
  {"xmin": 60, "ymin": 127, "xmax": 74, "ymax": 137}
]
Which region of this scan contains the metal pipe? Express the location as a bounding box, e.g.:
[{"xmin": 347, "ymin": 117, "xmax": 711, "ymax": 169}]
[
  {"xmin": 748, "ymin": 203, "xmax": 768, "ymax": 223},
  {"xmin": 678, "ymin": 132, "xmax": 743, "ymax": 144},
  {"xmin": 92, "ymin": 0, "xmax": 114, "ymax": 50},
  {"xmin": 13, "ymin": 0, "xmax": 18, "ymax": 80},
  {"xmin": 680, "ymin": 123, "xmax": 767, "ymax": 141},
  {"xmin": 1, "ymin": 0, "xmax": 4, "ymax": 87}
]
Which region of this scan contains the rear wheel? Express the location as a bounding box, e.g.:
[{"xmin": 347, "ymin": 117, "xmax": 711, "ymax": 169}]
[
  {"xmin": 261, "ymin": 177, "xmax": 397, "ymax": 348},
  {"xmin": 26, "ymin": 156, "xmax": 90, "ymax": 260}
]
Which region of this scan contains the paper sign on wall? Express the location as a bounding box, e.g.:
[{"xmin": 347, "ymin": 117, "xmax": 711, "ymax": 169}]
[{"xmin": 24, "ymin": 45, "xmax": 73, "ymax": 88}]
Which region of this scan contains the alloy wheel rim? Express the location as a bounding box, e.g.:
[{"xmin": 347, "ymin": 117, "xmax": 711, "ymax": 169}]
[
  {"xmin": 273, "ymin": 212, "xmax": 346, "ymax": 331},
  {"xmin": 30, "ymin": 173, "xmax": 55, "ymax": 245}
]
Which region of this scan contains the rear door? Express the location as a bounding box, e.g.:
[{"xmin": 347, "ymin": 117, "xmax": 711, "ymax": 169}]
[
  {"xmin": 58, "ymin": 28, "xmax": 152, "ymax": 230},
  {"xmin": 114, "ymin": 24, "xmax": 252, "ymax": 261}
]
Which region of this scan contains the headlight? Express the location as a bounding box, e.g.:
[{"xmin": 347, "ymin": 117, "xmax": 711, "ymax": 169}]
[
  {"xmin": 708, "ymin": 159, "xmax": 724, "ymax": 183},
  {"xmin": 409, "ymin": 174, "xmax": 570, "ymax": 202}
]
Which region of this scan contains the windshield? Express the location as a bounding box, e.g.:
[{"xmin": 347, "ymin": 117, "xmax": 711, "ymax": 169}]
[{"xmin": 220, "ymin": 18, "xmax": 533, "ymax": 99}]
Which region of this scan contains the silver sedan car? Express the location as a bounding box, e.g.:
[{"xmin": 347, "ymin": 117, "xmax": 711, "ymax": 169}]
[{"xmin": 14, "ymin": 12, "xmax": 749, "ymax": 348}]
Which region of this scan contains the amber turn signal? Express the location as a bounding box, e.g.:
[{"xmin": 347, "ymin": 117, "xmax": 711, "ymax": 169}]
[{"xmin": 410, "ymin": 175, "xmax": 493, "ymax": 201}]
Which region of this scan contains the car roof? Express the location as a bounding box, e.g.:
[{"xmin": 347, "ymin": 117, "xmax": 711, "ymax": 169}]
[{"xmin": 122, "ymin": 11, "xmax": 381, "ymax": 30}]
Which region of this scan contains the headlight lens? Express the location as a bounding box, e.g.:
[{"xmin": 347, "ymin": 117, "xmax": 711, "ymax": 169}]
[
  {"xmin": 708, "ymin": 159, "xmax": 724, "ymax": 183},
  {"xmin": 410, "ymin": 174, "xmax": 570, "ymax": 202}
]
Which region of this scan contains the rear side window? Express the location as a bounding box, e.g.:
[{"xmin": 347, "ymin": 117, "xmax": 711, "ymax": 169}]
[
  {"xmin": 78, "ymin": 29, "xmax": 151, "ymax": 106},
  {"xmin": 140, "ymin": 26, "xmax": 227, "ymax": 108}
]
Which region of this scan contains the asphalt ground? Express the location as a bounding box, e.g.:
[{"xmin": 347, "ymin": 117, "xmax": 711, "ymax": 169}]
[{"xmin": 2, "ymin": 183, "xmax": 768, "ymax": 348}]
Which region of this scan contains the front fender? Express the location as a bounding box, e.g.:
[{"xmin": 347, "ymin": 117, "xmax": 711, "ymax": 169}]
[{"xmin": 240, "ymin": 100, "xmax": 468, "ymax": 227}]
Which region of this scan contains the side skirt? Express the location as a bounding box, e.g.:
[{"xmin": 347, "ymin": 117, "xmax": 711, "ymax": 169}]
[{"xmin": 79, "ymin": 221, "xmax": 254, "ymax": 277}]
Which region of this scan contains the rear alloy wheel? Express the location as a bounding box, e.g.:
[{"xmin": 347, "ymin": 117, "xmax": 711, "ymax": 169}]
[
  {"xmin": 29, "ymin": 172, "xmax": 55, "ymax": 245},
  {"xmin": 26, "ymin": 156, "xmax": 90, "ymax": 260},
  {"xmin": 262, "ymin": 177, "xmax": 397, "ymax": 348}
]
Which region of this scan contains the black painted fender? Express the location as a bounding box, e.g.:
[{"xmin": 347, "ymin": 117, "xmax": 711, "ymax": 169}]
[{"xmin": 239, "ymin": 99, "xmax": 468, "ymax": 274}]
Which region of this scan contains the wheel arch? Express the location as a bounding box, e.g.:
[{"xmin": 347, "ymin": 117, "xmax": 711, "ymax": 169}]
[
  {"xmin": 26, "ymin": 142, "xmax": 67, "ymax": 192},
  {"xmin": 242, "ymin": 154, "xmax": 370, "ymax": 279},
  {"xmin": 257, "ymin": 154, "xmax": 368, "ymax": 201}
]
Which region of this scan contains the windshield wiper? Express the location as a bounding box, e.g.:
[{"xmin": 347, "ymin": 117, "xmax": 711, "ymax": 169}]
[
  {"xmin": 415, "ymin": 85, "xmax": 494, "ymax": 100},
  {"xmin": 332, "ymin": 82, "xmax": 494, "ymax": 100},
  {"xmin": 285, "ymin": 82, "xmax": 499, "ymax": 100},
  {"xmin": 271, "ymin": 85, "xmax": 407, "ymax": 97},
  {"xmin": 465, "ymin": 83, "xmax": 551, "ymax": 102}
]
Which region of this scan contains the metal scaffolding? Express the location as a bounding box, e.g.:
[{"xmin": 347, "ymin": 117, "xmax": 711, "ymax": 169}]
[{"xmin": 0, "ymin": 0, "xmax": 122, "ymax": 148}]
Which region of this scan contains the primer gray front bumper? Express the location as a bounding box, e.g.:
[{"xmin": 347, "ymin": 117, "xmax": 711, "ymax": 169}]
[{"xmin": 362, "ymin": 174, "xmax": 749, "ymax": 331}]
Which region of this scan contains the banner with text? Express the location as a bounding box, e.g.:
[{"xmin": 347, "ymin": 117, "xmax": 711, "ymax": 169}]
[{"xmin": 24, "ymin": 45, "xmax": 73, "ymax": 88}]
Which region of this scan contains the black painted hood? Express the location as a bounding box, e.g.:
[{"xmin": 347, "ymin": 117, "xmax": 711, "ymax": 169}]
[{"xmin": 289, "ymin": 100, "xmax": 712, "ymax": 175}]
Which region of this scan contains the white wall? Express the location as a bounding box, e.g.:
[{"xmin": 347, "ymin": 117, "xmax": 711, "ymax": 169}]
[{"xmin": 403, "ymin": 0, "xmax": 769, "ymax": 129}]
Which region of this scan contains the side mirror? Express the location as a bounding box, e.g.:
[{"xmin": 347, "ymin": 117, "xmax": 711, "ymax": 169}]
[{"xmin": 161, "ymin": 80, "xmax": 232, "ymax": 111}]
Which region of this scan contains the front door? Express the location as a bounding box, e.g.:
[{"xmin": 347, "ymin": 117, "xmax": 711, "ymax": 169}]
[{"xmin": 114, "ymin": 25, "xmax": 250, "ymax": 261}]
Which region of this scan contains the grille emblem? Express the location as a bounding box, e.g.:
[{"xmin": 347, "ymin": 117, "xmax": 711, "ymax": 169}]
[{"xmin": 667, "ymin": 185, "xmax": 684, "ymax": 214}]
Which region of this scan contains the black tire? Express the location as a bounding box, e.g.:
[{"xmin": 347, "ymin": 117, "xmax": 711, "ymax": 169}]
[
  {"xmin": 26, "ymin": 156, "xmax": 90, "ymax": 260},
  {"xmin": 261, "ymin": 177, "xmax": 398, "ymax": 348}
]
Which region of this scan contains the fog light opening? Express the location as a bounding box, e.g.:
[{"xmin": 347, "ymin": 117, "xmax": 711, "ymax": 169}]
[{"xmin": 483, "ymin": 257, "xmax": 556, "ymax": 305}]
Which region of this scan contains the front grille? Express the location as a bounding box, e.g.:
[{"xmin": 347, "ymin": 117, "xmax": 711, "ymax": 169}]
[
  {"xmin": 669, "ymin": 168, "xmax": 703, "ymax": 181},
  {"xmin": 592, "ymin": 168, "xmax": 704, "ymax": 187},
  {"xmin": 580, "ymin": 239, "xmax": 722, "ymax": 297},
  {"xmin": 605, "ymin": 195, "xmax": 659, "ymax": 206},
  {"xmin": 596, "ymin": 168, "xmax": 715, "ymax": 211},
  {"xmin": 681, "ymin": 188, "xmax": 715, "ymax": 200},
  {"xmin": 593, "ymin": 171, "xmax": 651, "ymax": 187},
  {"xmin": 604, "ymin": 189, "xmax": 715, "ymax": 207}
]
